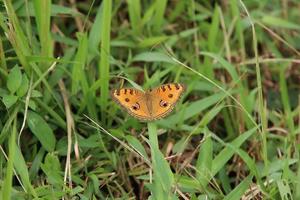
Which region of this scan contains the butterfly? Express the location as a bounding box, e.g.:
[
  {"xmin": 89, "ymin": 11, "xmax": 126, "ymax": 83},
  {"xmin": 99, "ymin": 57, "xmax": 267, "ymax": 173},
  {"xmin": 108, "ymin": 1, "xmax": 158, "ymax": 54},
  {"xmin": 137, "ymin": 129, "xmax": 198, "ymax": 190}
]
[{"xmin": 111, "ymin": 83, "xmax": 185, "ymax": 121}]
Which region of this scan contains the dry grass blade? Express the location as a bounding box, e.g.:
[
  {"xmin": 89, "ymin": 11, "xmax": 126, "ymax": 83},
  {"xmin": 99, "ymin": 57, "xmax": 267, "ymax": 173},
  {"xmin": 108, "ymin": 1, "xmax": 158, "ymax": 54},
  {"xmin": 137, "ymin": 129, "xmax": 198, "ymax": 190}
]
[{"xmin": 59, "ymin": 80, "xmax": 75, "ymax": 191}]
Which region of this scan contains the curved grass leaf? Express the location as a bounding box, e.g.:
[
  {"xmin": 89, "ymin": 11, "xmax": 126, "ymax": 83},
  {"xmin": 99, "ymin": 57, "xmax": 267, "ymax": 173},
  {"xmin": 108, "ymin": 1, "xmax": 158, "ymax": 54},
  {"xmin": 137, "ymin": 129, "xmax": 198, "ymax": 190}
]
[
  {"xmin": 126, "ymin": 135, "xmax": 149, "ymax": 160},
  {"xmin": 148, "ymin": 123, "xmax": 174, "ymax": 199},
  {"xmin": 14, "ymin": 146, "xmax": 38, "ymax": 197},
  {"xmin": 211, "ymin": 127, "xmax": 258, "ymax": 176},
  {"xmin": 132, "ymin": 52, "xmax": 175, "ymax": 64},
  {"xmin": 7, "ymin": 66, "xmax": 22, "ymax": 94},
  {"xmin": 16, "ymin": 74, "xmax": 29, "ymax": 97},
  {"xmin": 262, "ymin": 16, "xmax": 300, "ymax": 30},
  {"xmin": 27, "ymin": 111, "xmax": 56, "ymax": 152},
  {"xmin": 2, "ymin": 94, "xmax": 18, "ymax": 109},
  {"xmin": 41, "ymin": 153, "xmax": 64, "ymax": 186},
  {"xmin": 2, "ymin": 120, "xmax": 16, "ymax": 200},
  {"xmin": 223, "ymin": 174, "xmax": 253, "ymax": 200}
]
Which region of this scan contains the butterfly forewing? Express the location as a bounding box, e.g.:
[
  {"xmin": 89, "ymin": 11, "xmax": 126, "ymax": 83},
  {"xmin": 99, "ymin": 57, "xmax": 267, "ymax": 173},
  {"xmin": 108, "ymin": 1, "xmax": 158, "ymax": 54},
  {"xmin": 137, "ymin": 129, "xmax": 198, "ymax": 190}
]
[
  {"xmin": 148, "ymin": 83, "xmax": 185, "ymax": 120},
  {"xmin": 111, "ymin": 88, "xmax": 151, "ymax": 120}
]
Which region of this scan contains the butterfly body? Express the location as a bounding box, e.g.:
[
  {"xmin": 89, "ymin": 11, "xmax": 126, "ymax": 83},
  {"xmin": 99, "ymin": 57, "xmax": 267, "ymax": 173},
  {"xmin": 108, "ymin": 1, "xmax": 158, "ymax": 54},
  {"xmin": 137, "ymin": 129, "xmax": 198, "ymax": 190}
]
[{"xmin": 111, "ymin": 83, "xmax": 185, "ymax": 121}]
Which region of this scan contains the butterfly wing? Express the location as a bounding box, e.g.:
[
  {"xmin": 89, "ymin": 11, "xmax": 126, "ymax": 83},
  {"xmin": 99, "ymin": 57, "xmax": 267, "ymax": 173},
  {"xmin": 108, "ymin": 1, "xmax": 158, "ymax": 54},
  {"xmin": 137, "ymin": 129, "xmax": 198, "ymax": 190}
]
[
  {"xmin": 111, "ymin": 88, "xmax": 151, "ymax": 121},
  {"xmin": 148, "ymin": 83, "xmax": 185, "ymax": 120}
]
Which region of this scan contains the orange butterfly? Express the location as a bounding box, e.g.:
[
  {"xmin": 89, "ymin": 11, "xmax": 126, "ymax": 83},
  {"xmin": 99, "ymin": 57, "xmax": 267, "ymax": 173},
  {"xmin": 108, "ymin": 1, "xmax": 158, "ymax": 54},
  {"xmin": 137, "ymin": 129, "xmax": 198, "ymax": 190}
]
[{"xmin": 111, "ymin": 83, "xmax": 185, "ymax": 121}]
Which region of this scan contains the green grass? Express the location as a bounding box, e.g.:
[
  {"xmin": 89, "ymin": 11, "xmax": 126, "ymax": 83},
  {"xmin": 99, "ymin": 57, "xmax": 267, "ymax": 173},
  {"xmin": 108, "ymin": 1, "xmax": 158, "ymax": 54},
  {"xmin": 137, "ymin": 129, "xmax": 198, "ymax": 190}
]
[{"xmin": 0, "ymin": 0, "xmax": 300, "ymax": 199}]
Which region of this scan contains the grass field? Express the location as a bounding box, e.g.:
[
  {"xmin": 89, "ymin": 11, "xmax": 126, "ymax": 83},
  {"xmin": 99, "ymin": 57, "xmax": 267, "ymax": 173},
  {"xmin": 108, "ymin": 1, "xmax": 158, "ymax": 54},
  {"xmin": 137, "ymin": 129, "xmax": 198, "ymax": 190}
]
[{"xmin": 0, "ymin": 0, "xmax": 300, "ymax": 199}]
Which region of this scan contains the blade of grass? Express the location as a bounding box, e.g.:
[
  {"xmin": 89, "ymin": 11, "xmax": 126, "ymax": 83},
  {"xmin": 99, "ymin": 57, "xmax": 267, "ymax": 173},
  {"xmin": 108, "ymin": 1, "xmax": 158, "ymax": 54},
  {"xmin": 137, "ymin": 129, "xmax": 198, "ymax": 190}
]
[
  {"xmin": 279, "ymin": 67, "xmax": 296, "ymax": 182},
  {"xmin": 29, "ymin": 148, "xmax": 45, "ymax": 180},
  {"xmin": 58, "ymin": 80, "xmax": 75, "ymax": 193},
  {"xmin": 33, "ymin": 0, "xmax": 53, "ymax": 70},
  {"xmin": 0, "ymin": 105, "xmax": 20, "ymax": 144},
  {"xmin": 0, "ymin": 37, "xmax": 7, "ymax": 72},
  {"xmin": 239, "ymin": 1, "xmax": 269, "ymax": 170},
  {"xmin": 202, "ymin": 5, "xmax": 219, "ymax": 78},
  {"xmin": 159, "ymin": 92, "xmax": 228, "ymax": 128},
  {"xmin": 211, "ymin": 127, "xmax": 258, "ymax": 175},
  {"xmin": 125, "ymin": 135, "xmax": 149, "ymax": 160},
  {"xmin": 2, "ymin": 0, "xmax": 31, "ymax": 74},
  {"xmin": 2, "ymin": 119, "xmax": 16, "ymax": 200},
  {"xmin": 279, "ymin": 67, "xmax": 295, "ymax": 137},
  {"xmin": 72, "ymin": 33, "xmax": 97, "ymax": 120},
  {"xmin": 34, "ymin": 98, "xmax": 66, "ymax": 130},
  {"xmin": 195, "ymin": 105, "xmax": 225, "ymax": 187},
  {"xmin": 196, "ymin": 136, "xmax": 212, "ymax": 187},
  {"xmin": 99, "ymin": 0, "xmax": 112, "ymax": 122},
  {"xmin": 29, "ymin": 61, "xmax": 64, "ymax": 112},
  {"xmin": 27, "ymin": 111, "xmax": 56, "ymax": 152},
  {"xmin": 132, "ymin": 51, "xmax": 174, "ymax": 63},
  {"xmin": 277, "ymin": 180, "xmax": 293, "ymax": 200},
  {"xmin": 223, "ymin": 174, "xmax": 253, "ymax": 200},
  {"xmin": 14, "ymin": 146, "xmax": 38, "ymax": 197},
  {"xmin": 261, "ymin": 15, "xmax": 300, "ymax": 30},
  {"xmin": 210, "ymin": 129, "xmax": 265, "ymax": 192},
  {"xmin": 296, "ymin": 96, "xmax": 300, "ymax": 199},
  {"xmin": 147, "ymin": 122, "xmax": 174, "ymax": 199},
  {"xmin": 153, "ymin": 0, "xmax": 167, "ymax": 33},
  {"xmin": 230, "ymin": 0, "xmax": 254, "ymax": 130},
  {"xmin": 127, "ymin": 0, "xmax": 142, "ymax": 35},
  {"xmin": 88, "ymin": 2, "xmax": 103, "ymax": 56},
  {"xmin": 229, "ymin": 0, "xmax": 245, "ymax": 59}
]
